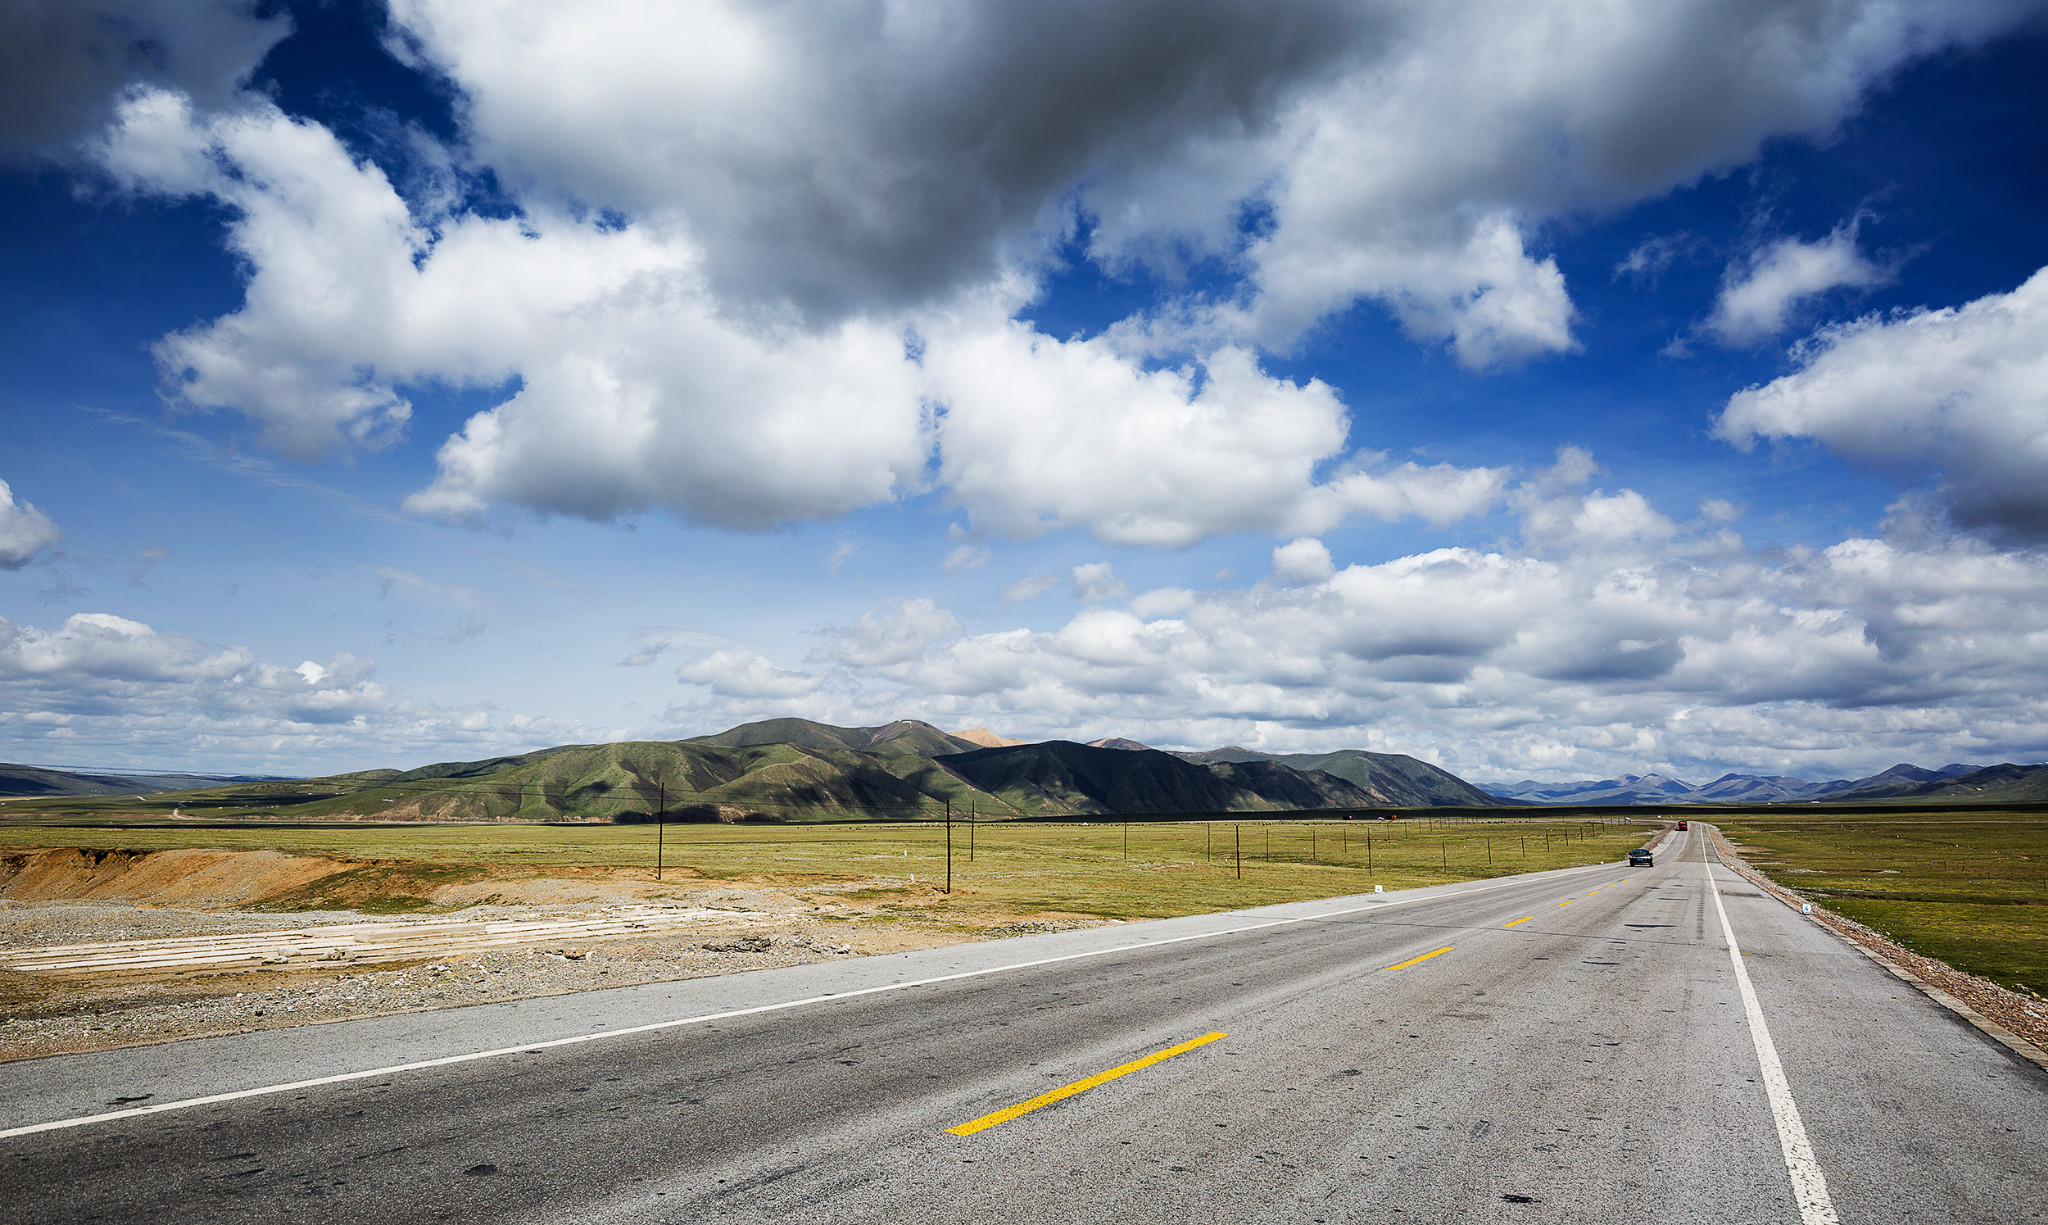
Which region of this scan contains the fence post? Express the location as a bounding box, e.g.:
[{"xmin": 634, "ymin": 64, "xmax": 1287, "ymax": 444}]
[{"xmin": 654, "ymin": 774, "xmax": 666, "ymax": 882}]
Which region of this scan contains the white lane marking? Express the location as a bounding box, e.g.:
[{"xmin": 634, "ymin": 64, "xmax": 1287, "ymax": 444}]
[
  {"xmin": 1, "ymin": 865, "xmax": 1615, "ymax": 1141},
  {"xmin": 1710, "ymin": 865, "xmax": 1840, "ymax": 1225}
]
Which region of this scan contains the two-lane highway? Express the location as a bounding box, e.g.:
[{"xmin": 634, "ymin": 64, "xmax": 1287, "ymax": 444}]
[{"xmin": 3, "ymin": 827, "xmax": 2043, "ymax": 1222}]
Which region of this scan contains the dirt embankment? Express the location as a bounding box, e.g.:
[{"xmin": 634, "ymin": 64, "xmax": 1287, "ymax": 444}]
[
  {"xmin": 0, "ymin": 848, "xmax": 350, "ymax": 908},
  {"xmin": 0, "ymin": 847, "xmax": 706, "ymax": 912}
]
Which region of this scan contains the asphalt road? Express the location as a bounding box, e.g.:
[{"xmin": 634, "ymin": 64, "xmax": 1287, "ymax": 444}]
[{"xmin": 2, "ymin": 826, "xmax": 2043, "ymax": 1223}]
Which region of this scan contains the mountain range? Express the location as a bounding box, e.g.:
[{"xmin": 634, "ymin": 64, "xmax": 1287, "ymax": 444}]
[
  {"xmin": 6, "ymin": 721, "xmax": 2043, "ymax": 820},
  {"xmin": 1480, "ymin": 761, "xmax": 2048, "ymax": 805},
  {"xmin": 0, "ymin": 763, "xmax": 285, "ymax": 798},
  {"xmin": 0, "ymin": 720, "xmax": 1487, "ymax": 822}
]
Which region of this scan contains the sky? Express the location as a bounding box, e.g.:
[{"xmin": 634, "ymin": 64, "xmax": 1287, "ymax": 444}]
[{"xmin": 3, "ymin": 0, "xmax": 2048, "ymax": 785}]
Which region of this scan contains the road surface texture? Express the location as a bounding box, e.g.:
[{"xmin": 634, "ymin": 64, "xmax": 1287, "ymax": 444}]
[{"xmin": 2, "ymin": 826, "xmax": 2042, "ymax": 1223}]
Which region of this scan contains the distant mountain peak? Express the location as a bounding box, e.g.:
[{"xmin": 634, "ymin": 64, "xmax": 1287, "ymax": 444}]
[
  {"xmin": 950, "ymin": 727, "xmax": 1029, "ymax": 749},
  {"xmin": 1087, "ymin": 737, "xmax": 1153, "ymax": 752}
]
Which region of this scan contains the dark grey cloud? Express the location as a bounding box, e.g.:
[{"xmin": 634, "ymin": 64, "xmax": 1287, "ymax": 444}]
[
  {"xmin": 0, "ymin": 0, "xmax": 286, "ymax": 158},
  {"xmin": 396, "ymin": 0, "xmax": 1379, "ymax": 321}
]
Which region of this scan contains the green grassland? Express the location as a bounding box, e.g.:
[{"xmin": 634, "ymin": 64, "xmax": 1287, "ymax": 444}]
[
  {"xmin": 1713, "ymin": 814, "xmax": 2048, "ymax": 998},
  {"xmin": 0, "ymin": 812, "xmax": 1647, "ymax": 922}
]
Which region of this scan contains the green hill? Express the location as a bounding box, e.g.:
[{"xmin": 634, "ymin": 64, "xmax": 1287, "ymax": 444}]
[
  {"xmin": 11, "ymin": 718, "xmax": 1514, "ymax": 824},
  {"xmin": 936, "ymin": 741, "xmax": 1377, "ymax": 815},
  {"xmin": 278, "ymin": 739, "xmax": 1017, "ymax": 823},
  {"xmin": 1831, "ymin": 762, "xmax": 2048, "ymax": 804},
  {"xmin": 1177, "ymin": 747, "xmax": 1502, "ymax": 807}
]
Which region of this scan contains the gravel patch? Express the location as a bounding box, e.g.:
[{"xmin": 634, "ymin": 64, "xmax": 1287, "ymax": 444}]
[{"xmin": 0, "ymin": 926, "xmax": 867, "ymax": 1063}]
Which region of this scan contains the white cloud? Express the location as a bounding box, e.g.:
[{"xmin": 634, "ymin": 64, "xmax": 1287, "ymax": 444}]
[
  {"xmin": 763, "ymin": 475, "xmax": 2048, "ymax": 779},
  {"xmin": 1130, "ymin": 587, "xmax": 1196, "ymax": 618},
  {"xmin": 1614, "ymin": 233, "xmax": 1692, "ymax": 284},
  {"xmin": 1002, "ymin": 572, "xmax": 1063, "ymax": 603},
  {"xmin": 0, "ymin": 479, "xmax": 62, "ymax": 569},
  {"xmin": 0, "ymin": 611, "xmax": 567, "ymax": 771},
  {"xmin": 675, "ymin": 647, "xmax": 821, "ymax": 699},
  {"xmin": 1706, "ymin": 222, "xmax": 1894, "ymax": 345},
  {"xmin": 371, "ymin": 566, "xmax": 478, "ymax": 611},
  {"xmin": 1717, "ymin": 265, "xmax": 2048, "ymax": 538},
  {"xmin": 619, "ymin": 628, "xmax": 733, "ymax": 667},
  {"xmin": 807, "ymin": 598, "xmax": 962, "ymax": 672},
  {"xmin": 1070, "ymin": 563, "xmax": 1130, "ymax": 603},
  {"xmin": 942, "ymin": 544, "xmax": 991, "ymax": 572},
  {"xmin": 927, "ymin": 325, "xmax": 1379, "ymax": 544},
  {"xmin": 1272, "ymin": 537, "xmax": 1335, "ymax": 585}
]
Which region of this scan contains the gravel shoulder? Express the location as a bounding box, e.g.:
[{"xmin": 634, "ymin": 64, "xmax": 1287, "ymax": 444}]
[{"xmin": 0, "ymin": 894, "xmax": 1112, "ymax": 1063}]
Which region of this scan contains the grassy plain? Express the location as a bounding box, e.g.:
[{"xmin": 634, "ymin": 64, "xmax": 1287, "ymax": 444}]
[
  {"xmin": 1713, "ymin": 813, "xmax": 2048, "ymax": 998},
  {"xmin": 0, "ymin": 811, "xmax": 1646, "ymax": 923}
]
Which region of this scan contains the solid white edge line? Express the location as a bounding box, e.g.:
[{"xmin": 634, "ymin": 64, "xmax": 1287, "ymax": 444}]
[
  {"xmin": 1, "ymin": 863, "xmax": 1620, "ymax": 1142},
  {"xmin": 1709, "ymin": 860, "xmax": 1841, "ymax": 1225}
]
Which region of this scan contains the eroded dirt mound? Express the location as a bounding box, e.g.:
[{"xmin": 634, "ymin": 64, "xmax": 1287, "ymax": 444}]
[
  {"xmin": 0, "ymin": 848, "xmax": 717, "ymax": 912},
  {"xmin": 0, "ymin": 848, "xmax": 350, "ymax": 909}
]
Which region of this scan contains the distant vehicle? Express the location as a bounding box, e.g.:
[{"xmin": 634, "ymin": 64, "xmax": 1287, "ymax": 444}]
[
  {"xmin": 1676, "ymin": 820, "xmax": 1689, "ymax": 830},
  {"xmin": 1378, "ymin": 813, "xmax": 1399, "ymax": 821},
  {"xmin": 1629, "ymin": 848, "xmax": 1655, "ymax": 866}
]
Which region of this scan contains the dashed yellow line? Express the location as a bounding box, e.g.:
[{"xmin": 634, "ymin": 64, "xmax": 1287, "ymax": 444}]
[
  {"xmin": 947, "ymin": 1032, "xmax": 1226, "ymax": 1136},
  {"xmin": 1503, "ymin": 916, "xmax": 1533, "ymax": 928},
  {"xmin": 1557, "ymin": 898, "xmax": 1575, "ymax": 906},
  {"xmin": 1388, "ymin": 945, "xmax": 1454, "ymax": 971}
]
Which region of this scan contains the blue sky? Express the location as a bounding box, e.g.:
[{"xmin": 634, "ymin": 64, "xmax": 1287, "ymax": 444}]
[{"xmin": 3, "ymin": 0, "xmax": 2047, "ymax": 784}]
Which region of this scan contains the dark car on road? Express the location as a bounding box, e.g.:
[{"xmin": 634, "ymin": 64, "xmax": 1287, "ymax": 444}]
[{"xmin": 1629, "ymin": 848, "xmax": 1654, "ymax": 866}]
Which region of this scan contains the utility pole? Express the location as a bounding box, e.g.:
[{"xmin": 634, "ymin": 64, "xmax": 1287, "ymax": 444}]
[
  {"xmin": 1123, "ymin": 820, "xmax": 1129, "ymax": 862},
  {"xmin": 968, "ymin": 803, "xmax": 975, "ymax": 863},
  {"xmin": 655, "ymin": 774, "xmax": 667, "ymax": 882},
  {"xmin": 1235, "ymin": 823, "xmax": 1242, "ymax": 879},
  {"xmin": 945, "ymin": 799, "xmax": 953, "ymax": 894}
]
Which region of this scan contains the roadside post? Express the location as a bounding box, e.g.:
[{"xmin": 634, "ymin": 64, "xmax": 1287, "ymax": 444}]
[
  {"xmin": 654, "ymin": 774, "xmax": 667, "ymax": 882},
  {"xmin": 945, "ymin": 800, "xmax": 953, "ymax": 894}
]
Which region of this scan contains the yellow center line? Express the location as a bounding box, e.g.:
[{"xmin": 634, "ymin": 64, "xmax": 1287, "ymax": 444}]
[
  {"xmin": 1503, "ymin": 916, "xmax": 1533, "ymax": 928},
  {"xmin": 1557, "ymin": 898, "xmax": 1575, "ymax": 906},
  {"xmin": 947, "ymin": 1032, "xmax": 1226, "ymax": 1136},
  {"xmin": 1387, "ymin": 945, "xmax": 1454, "ymax": 971}
]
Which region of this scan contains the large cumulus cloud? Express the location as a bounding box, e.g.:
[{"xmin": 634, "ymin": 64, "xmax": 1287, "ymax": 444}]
[
  {"xmin": 73, "ymin": 0, "xmax": 2048, "ymax": 540},
  {"xmin": 1718, "ymin": 266, "xmax": 2048, "ymax": 539}
]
